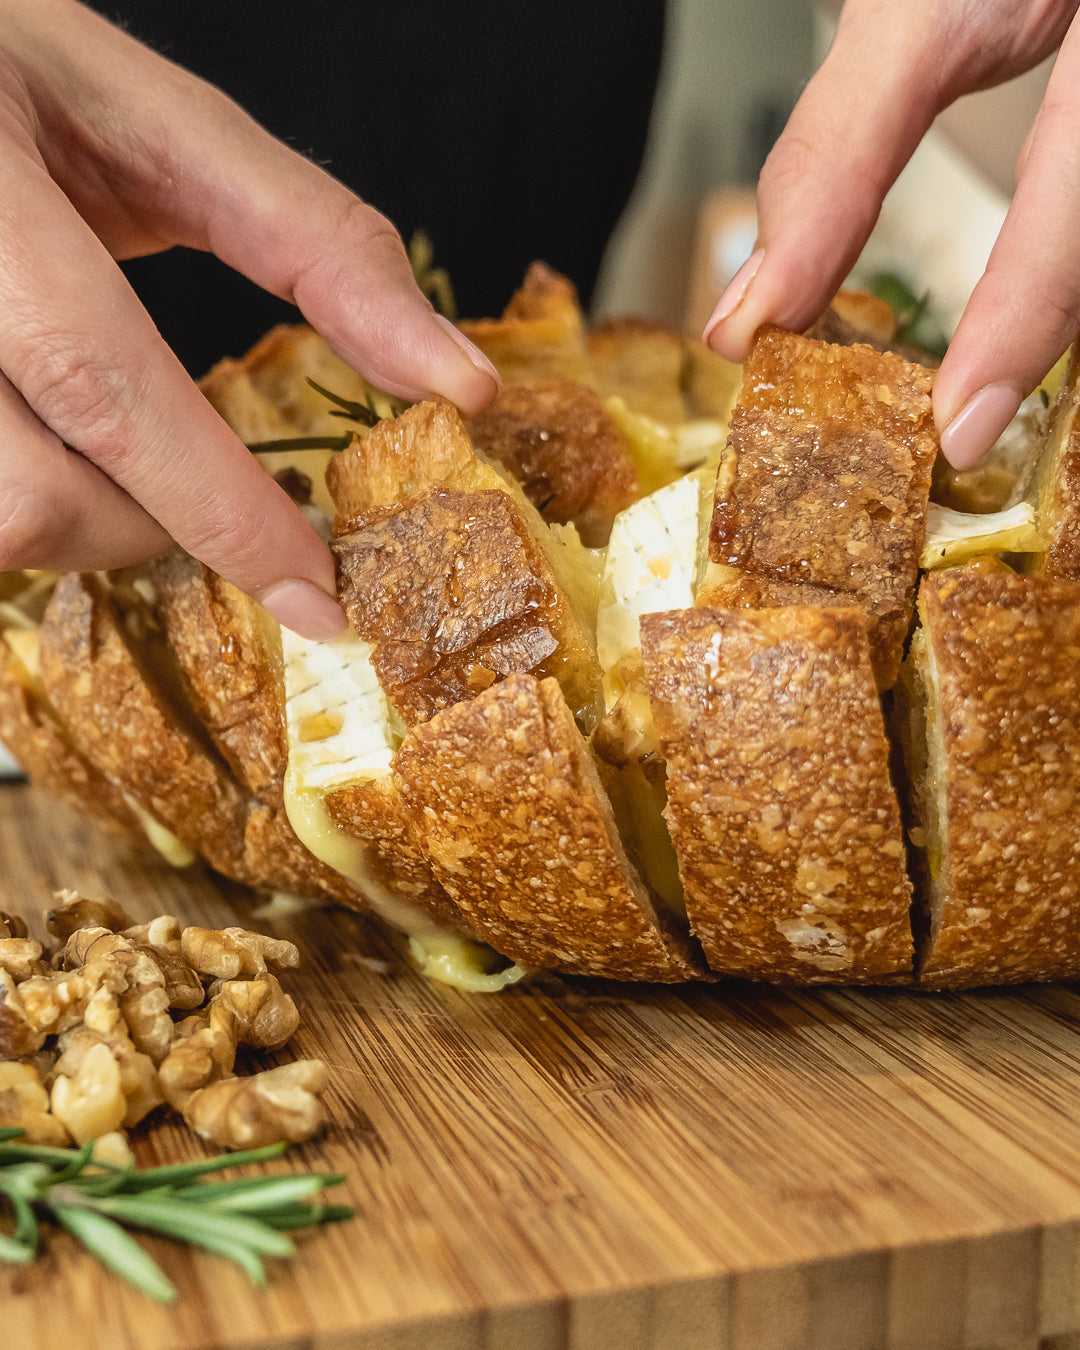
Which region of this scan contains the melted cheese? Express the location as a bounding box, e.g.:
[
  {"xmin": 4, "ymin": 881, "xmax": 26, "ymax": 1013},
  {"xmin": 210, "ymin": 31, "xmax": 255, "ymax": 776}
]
[{"xmin": 281, "ymin": 626, "xmax": 527, "ymax": 992}]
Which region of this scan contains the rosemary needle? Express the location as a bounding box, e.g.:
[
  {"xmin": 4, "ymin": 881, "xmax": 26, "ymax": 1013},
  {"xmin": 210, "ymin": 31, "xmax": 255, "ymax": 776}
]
[{"xmin": 0, "ymin": 1131, "xmax": 353, "ymax": 1304}]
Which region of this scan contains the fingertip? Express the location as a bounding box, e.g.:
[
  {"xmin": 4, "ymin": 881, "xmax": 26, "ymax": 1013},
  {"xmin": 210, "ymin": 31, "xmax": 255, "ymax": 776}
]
[
  {"xmin": 702, "ymin": 249, "xmax": 767, "ymax": 361},
  {"xmin": 259, "ymin": 578, "xmax": 349, "ymax": 641},
  {"xmin": 936, "ymin": 381, "xmax": 1023, "ymax": 471},
  {"xmin": 430, "ymin": 314, "xmax": 501, "ymax": 414}
]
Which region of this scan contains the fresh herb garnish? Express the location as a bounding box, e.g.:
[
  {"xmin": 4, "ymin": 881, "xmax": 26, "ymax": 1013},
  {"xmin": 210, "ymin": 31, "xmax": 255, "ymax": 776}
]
[
  {"xmin": 0, "ymin": 1131, "xmax": 352, "ymax": 1303},
  {"xmin": 869, "ymin": 270, "xmax": 949, "ymax": 361},
  {"xmin": 247, "ymin": 378, "xmax": 389, "ymax": 454}
]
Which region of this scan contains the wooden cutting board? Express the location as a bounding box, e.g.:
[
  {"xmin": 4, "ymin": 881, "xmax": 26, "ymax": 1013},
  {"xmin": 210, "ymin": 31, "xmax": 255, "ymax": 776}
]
[{"xmin": 5, "ymin": 782, "xmax": 1080, "ymax": 1350}]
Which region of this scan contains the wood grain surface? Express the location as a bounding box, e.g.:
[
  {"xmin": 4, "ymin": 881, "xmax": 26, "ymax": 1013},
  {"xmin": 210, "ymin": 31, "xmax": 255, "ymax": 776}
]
[{"xmin": 5, "ymin": 781, "xmax": 1080, "ymax": 1350}]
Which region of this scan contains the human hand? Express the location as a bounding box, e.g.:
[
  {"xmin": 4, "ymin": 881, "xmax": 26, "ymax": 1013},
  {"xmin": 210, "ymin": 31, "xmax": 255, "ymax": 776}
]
[
  {"xmin": 0, "ymin": 0, "xmax": 499, "ymax": 638},
  {"xmin": 703, "ymin": 0, "xmax": 1080, "ymax": 470}
]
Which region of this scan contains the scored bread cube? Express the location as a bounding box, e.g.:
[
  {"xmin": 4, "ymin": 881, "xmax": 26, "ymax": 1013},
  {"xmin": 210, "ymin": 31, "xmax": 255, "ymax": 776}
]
[
  {"xmin": 700, "ymin": 325, "xmax": 937, "ymax": 689},
  {"xmin": 330, "ymin": 399, "xmax": 603, "ymax": 732},
  {"xmin": 640, "ymin": 605, "xmax": 913, "ymax": 983},
  {"xmin": 464, "ymin": 378, "xmax": 638, "ymax": 546},
  {"xmin": 392, "ymin": 672, "xmax": 704, "ymax": 981},
  {"xmin": 898, "ymin": 568, "xmax": 1080, "ymax": 988}
]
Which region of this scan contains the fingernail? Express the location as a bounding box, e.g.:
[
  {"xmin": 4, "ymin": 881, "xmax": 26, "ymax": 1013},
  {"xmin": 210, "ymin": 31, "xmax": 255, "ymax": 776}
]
[
  {"xmin": 260, "ymin": 579, "xmax": 348, "ymax": 641},
  {"xmin": 703, "ymin": 247, "xmax": 765, "ymax": 347},
  {"xmin": 938, "ymin": 382, "xmax": 1022, "ymax": 470},
  {"xmin": 433, "ymin": 313, "xmax": 501, "ymax": 386}
]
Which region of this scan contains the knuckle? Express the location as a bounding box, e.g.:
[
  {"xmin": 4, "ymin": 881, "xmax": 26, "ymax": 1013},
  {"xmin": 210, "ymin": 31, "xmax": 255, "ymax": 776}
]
[
  {"xmin": 19, "ymin": 336, "xmax": 140, "ymax": 465},
  {"xmin": 180, "ymin": 500, "xmax": 282, "ymax": 580}
]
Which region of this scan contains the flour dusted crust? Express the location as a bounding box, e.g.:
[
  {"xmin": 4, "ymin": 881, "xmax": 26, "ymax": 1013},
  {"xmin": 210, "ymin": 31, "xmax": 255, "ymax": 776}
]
[
  {"xmin": 640, "ymin": 606, "xmax": 913, "ymax": 983},
  {"xmin": 393, "ymin": 673, "xmax": 704, "ymax": 981},
  {"xmin": 702, "ymin": 325, "xmax": 937, "ymax": 688},
  {"xmin": 37, "ymin": 573, "xmax": 251, "ymax": 880},
  {"xmin": 912, "ymin": 569, "xmax": 1080, "ymax": 988}
]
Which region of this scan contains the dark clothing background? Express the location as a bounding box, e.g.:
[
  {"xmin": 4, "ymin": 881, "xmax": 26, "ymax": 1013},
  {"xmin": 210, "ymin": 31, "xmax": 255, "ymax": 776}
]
[{"xmin": 93, "ymin": 2, "xmax": 666, "ymax": 375}]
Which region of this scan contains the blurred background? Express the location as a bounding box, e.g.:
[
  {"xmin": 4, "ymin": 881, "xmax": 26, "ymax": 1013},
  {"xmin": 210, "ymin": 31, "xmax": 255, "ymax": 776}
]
[{"xmin": 96, "ymin": 0, "xmax": 1049, "ymax": 371}]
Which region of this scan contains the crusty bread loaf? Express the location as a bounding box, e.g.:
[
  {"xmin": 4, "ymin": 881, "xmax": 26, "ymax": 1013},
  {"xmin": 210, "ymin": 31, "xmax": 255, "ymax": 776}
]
[
  {"xmin": 458, "ymin": 262, "xmax": 591, "ymax": 386},
  {"xmin": 898, "ymin": 568, "xmax": 1080, "ymax": 988},
  {"xmin": 0, "ymin": 625, "xmax": 140, "ymax": 835},
  {"xmin": 7, "ymin": 265, "xmax": 1080, "ymax": 994},
  {"xmin": 698, "ymin": 325, "xmax": 937, "ymax": 689},
  {"xmin": 640, "ymin": 605, "xmax": 913, "ymax": 984}
]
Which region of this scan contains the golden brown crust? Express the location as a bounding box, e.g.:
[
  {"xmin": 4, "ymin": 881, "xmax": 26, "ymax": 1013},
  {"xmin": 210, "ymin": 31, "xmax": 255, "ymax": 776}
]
[
  {"xmin": 0, "ymin": 631, "xmax": 139, "ymax": 834},
  {"xmin": 1032, "ymin": 344, "xmax": 1080, "ymax": 581},
  {"xmin": 38, "ymin": 574, "xmax": 252, "ymax": 882},
  {"xmin": 640, "ymin": 606, "xmax": 913, "ymax": 984},
  {"xmin": 325, "ymin": 775, "xmax": 477, "ymax": 936},
  {"xmin": 464, "ymin": 379, "xmax": 638, "ymax": 546},
  {"xmin": 393, "ymin": 674, "xmax": 704, "ymax": 981},
  {"xmin": 241, "ymin": 803, "xmax": 355, "ymax": 903},
  {"xmin": 586, "ymin": 317, "xmax": 687, "ymax": 424},
  {"xmin": 706, "ymin": 325, "xmax": 937, "ymax": 689},
  {"xmin": 326, "ymin": 399, "xmax": 479, "ymax": 526},
  {"xmin": 914, "ymin": 569, "xmax": 1080, "ymax": 988},
  {"xmin": 200, "ymin": 323, "xmax": 376, "ymax": 440},
  {"xmin": 334, "ymin": 488, "xmax": 583, "ymax": 725},
  {"xmin": 150, "ymin": 551, "xmax": 286, "ymax": 803},
  {"xmin": 458, "ymin": 264, "xmax": 590, "ymax": 386},
  {"xmin": 804, "ymin": 290, "xmax": 899, "ymax": 350}
]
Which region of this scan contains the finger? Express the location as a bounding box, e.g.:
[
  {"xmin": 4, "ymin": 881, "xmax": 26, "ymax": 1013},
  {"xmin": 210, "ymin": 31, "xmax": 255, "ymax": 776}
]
[
  {"xmin": 0, "ymin": 147, "xmax": 345, "ymax": 640},
  {"xmin": 0, "ymin": 368, "xmax": 170, "ymax": 571},
  {"xmin": 20, "ymin": 2, "xmax": 499, "ymax": 415},
  {"xmin": 935, "ymin": 22, "xmax": 1080, "ymax": 466},
  {"xmin": 703, "ymin": 2, "xmax": 949, "ymax": 362}
]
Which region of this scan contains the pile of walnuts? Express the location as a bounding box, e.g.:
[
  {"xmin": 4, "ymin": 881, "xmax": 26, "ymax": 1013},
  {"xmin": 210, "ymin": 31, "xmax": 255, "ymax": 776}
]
[{"xmin": 0, "ymin": 892, "xmax": 329, "ymax": 1155}]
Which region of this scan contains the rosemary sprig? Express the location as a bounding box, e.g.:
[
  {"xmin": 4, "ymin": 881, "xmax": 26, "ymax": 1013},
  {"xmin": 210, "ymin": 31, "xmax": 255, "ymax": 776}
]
[
  {"xmin": 246, "ymin": 378, "xmax": 387, "ymax": 455},
  {"xmin": 0, "ymin": 1132, "xmax": 352, "ymax": 1304}
]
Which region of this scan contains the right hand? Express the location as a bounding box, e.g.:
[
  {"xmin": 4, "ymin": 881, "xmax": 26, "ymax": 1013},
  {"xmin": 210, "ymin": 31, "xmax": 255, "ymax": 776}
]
[
  {"xmin": 703, "ymin": 0, "xmax": 1080, "ymax": 473},
  {"xmin": 0, "ymin": 0, "xmax": 499, "ymax": 639}
]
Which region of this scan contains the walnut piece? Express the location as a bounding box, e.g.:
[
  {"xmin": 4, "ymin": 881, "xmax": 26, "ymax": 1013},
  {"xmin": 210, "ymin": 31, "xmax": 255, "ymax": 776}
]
[
  {"xmin": 0, "ymin": 910, "xmax": 29, "ymax": 939},
  {"xmin": 50, "ymin": 1040, "xmax": 127, "ymax": 1143},
  {"xmin": 2, "ymin": 902, "xmax": 325, "ymax": 1153},
  {"xmin": 46, "ymin": 890, "xmax": 134, "ymax": 942},
  {"xmin": 211, "ymin": 975, "xmax": 299, "ymax": 1050},
  {"xmin": 185, "ymin": 1060, "xmax": 329, "ymax": 1149},
  {"xmin": 0, "ymin": 1061, "xmax": 70, "ymax": 1145},
  {"xmin": 181, "ymin": 926, "xmax": 299, "ymax": 980},
  {"xmin": 0, "ymin": 937, "xmax": 44, "ymax": 982}
]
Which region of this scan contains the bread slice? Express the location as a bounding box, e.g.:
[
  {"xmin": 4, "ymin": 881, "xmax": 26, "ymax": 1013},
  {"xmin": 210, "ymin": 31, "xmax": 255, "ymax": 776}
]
[
  {"xmin": 457, "ymin": 262, "xmax": 590, "ymax": 385},
  {"xmin": 0, "ymin": 624, "xmax": 140, "ymax": 835},
  {"xmin": 464, "ymin": 379, "xmax": 638, "ymax": 546},
  {"xmin": 640, "ymin": 605, "xmax": 913, "ymax": 983},
  {"xmin": 393, "ymin": 672, "xmax": 704, "ymax": 981},
  {"xmin": 37, "ymin": 572, "xmax": 252, "ymax": 881},
  {"xmin": 278, "ymin": 624, "xmax": 479, "ymax": 942},
  {"xmin": 149, "ymin": 550, "xmax": 355, "ymax": 900},
  {"xmin": 329, "ymin": 399, "xmax": 603, "ymax": 733},
  {"xmin": 1028, "ymin": 343, "xmax": 1080, "ymax": 580},
  {"xmin": 699, "ymin": 324, "xmax": 937, "ymax": 689},
  {"xmin": 899, "ymin": 568, "xmax": 1080, "ymax": 988}
]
